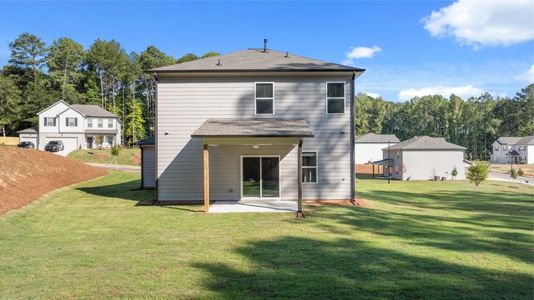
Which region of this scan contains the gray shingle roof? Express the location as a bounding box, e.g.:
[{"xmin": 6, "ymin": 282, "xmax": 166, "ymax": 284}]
[
  {"xmin": 137, "ymin": 136, "xmax": 155, "ymax": 145},
  {"xmin": 71, "ymin": 104, "xmax": 117, "ymax": 118},
  {"xmin": 388, "ymin": 136, "xmax": 466, "ymax": 151},
  {"xmin": 191, "ymin": 118, "xmax": 314, "ymax": 138},
  {"xmin": 355, "ymin": 133, "xmax": 399, "ymax": 143},
  {"xmin": 149, "ymin": 49, "xmax": 364, "ymax": 73},
  {"xmin": 517, "ymin": 136, "xmax": 534, "ymax": 145},
  {"xmin": 496, "ymin": 137, "xmax": 523, "ymax": 145},
  {"xmin": 17, "ymin": 127, "xmax": 38, "ymax": 134}
]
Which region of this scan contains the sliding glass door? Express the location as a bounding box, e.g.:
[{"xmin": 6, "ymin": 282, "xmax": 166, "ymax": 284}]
[{"xmin": 241, "ymin": 156, "xmax": 280, "ymax": 199}]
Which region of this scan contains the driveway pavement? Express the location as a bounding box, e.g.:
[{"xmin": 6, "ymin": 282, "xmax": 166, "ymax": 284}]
[
  {"xmin": 87, "ymin": 163, "xmax": 140, "ymax": 172},
  {"xmin": 488, "ymin": 171, "xmax": 533, "ymax": 185}
]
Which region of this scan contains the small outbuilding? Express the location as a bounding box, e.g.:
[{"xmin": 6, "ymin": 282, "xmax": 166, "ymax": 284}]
[
  {"xmin": 382, "ymin": 136, "xmax": 467, "ymax": 180},
  {"xmin": 354, "ymin": 133, "xmax": 399, "ymax": 164},
  {"xmin": 137, "ymin": 136, "xmax": 155, "ymax": 189}
]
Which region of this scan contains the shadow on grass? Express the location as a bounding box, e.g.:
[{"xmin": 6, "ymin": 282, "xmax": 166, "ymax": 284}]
[
  {"xmin": 76, "ymin": 179, "xmax": 156, "ymax": 204},
  {"xmin": 193, "ymin": 235, "xmax": 532, "ymax": 299}
]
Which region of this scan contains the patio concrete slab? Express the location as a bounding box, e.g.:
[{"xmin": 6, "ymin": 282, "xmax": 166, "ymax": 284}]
[{"xmin": 209, "ymin": 200, "xmax": 297, "ymax": 213}]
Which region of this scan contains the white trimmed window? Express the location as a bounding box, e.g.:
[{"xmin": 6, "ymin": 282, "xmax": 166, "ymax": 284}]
[
  {"xmin": 44, "ymin": 117, "xmax": 56, "ymax": 127},
  {"xmin": 255, "ymin": 82, "xmax": 274, "ymax": 115},
  {"xmin": 66, "ymin": 117, "xmax": 77, "ymax": 127},
  {"xmin": 87, "ymin": 118, "xmax": 93, "ymax": 128},
  {"xmin": 326, "ymin": 82, "xmax": 345, "ymax": 114},
  {"xmin": 98, "ymin": 119, "xmax": 103, "ymax": 128},
  {"xmin": 108, "ymin": 119, "xmax": 113, "ymax": 128},
  {"xmin": 302, "ymin": 151, "xmax": 318, "ymax": 183}
]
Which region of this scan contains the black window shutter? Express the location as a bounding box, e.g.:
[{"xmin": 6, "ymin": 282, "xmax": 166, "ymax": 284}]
[
  {"xmin": 75, "ymin": 118, "xmax": 78, "ymax": 126},
  {"xmin": 66, "ymin": 118, "xmax": 68, "ymax": 126},
  {"xmin": 53, "ymin": 118, "xmax": 57, "ymax": 126}
]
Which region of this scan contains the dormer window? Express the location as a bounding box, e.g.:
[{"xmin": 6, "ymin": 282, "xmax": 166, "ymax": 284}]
[
  {"xmin": 326, "ymin": 82, "xmax": 345, "ymax": 114},
  {"xmin": 255, "ymin": 82, "xmax": 274, "ymax": 115},
  {"xmin": 44, "ymin": 117, "xmax": 56, "ymax": 127}
]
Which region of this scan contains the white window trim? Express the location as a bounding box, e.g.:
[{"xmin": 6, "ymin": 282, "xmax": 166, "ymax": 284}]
[
  {"xmin": 108, "ymin": 119, "xmax": 113, "ymax": 128},
  {"xmin": 254, "ymin": 82, "xmax": 275, "ymax": 115},
  {"xmin": 98, "ymin": 119, "xmax": 103, "ymax": 128},
  {"xmin": 240, "ymin": 155, "xmax": 282, "ymax": 200},
  {"xmin": 44, "ymin": 117, "xmax": 55, "ymax": 127},
  {"xmin": 66, "ymin": 117, "xmax": 77, "ymax": 127},
  {"xmin": 325, "ymin": 81, "xmax": 346, "ymax": 115},
  {"xmin": 302, "ymin": 150, "xmax": 318, "ymax": 184},
  {"xmin": 87, "ymin": 118, "xmax": 93, "ymax": 128}
]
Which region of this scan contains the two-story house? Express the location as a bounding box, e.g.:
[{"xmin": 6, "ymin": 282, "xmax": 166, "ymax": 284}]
[
  {"xmin": 491, "ymin": 136, "xmax": 534, "ymax": 164},
  {"xmin": 145, "ymin": 46, "xmax": 364, "ymax": 216},
  {"xmin": 18, "ymin": 100, "xmax": 121, "ymax": 155}
]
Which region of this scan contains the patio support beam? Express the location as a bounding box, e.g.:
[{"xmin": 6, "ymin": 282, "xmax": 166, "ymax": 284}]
[
  {"xmin": 203, "ymin": 144, "xmax": 210, "ymax": 213},
  {"xmin": 297, "ymin": 139, "xmax": 304, "ymax": 218}
]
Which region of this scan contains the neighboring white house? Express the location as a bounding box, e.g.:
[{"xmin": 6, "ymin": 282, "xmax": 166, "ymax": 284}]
[
  {"xmin": 145, "ymin": 46, "xmax": 365, "ymax": 214},
  {"xmin": 490, "ymin": 136, "xmax": 534, "ymax": 164},
  {"xmin": 382, "ymin": 136, "xmax": 467, "ymax": 180},
  {"xmin": 354, "ymin": 133, "xmax": 399, "ymax": 164},
  {"xmin": 18, "ymin": 100, "xmax": 121, "ymax": 156}
]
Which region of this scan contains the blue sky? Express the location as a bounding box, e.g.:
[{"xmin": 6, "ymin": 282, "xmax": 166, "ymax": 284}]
[{"xmin": 0, "ymin": 0, "xmax": 532, "ymax": 101}]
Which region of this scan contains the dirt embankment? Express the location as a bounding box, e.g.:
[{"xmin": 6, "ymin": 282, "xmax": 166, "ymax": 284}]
[{"xmin": 0, "ymin": 146, "xmax": 107, "ymax": 215}]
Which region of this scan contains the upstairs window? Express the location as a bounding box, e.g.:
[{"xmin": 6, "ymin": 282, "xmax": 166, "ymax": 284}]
[
  {"xmin": 98, "ymin": 119, "xmax": 103, "ymax": 128},
  {"xmin": 302, "ymin": 151, "xmax": 318, "ymax": 183},
  {"xmin": 44, "ymin": 117, "xmax": 56, "ymax": 127},
  {"xmin": 108, "ymin": 119, "xmax": 113, "ymax": 128},
  {"xmin": 255, "ymin": 83, "xmax": 274, "ymax": 115},
  {"xmin": 326, "ymin": 82, "xmax": 345, "ymax": 114},
  {"xmin": 66, "ymin": 117, "xmax": 77, "ymax": 127},
  {"xmin": 87, "ymin": 118, "xmax": 93, "ymax": 128}
]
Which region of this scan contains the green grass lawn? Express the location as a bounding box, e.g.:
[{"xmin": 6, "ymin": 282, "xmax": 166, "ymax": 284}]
[
  {"xmin": 68, "ymin": 148, "xmax": 140, "ymax": 166},
  {"xmin": 1, "ymin": 173, "xmax": 532, "ymax": 299}
]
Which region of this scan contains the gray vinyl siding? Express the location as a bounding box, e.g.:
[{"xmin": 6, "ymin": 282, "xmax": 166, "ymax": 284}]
[
  {"xmin": 142, "ymin": 146, "xmax": 156, "ymax": 188},
  {"xmin": 157, "ymin": 75, "xmax": 353, "ymax": 201}
]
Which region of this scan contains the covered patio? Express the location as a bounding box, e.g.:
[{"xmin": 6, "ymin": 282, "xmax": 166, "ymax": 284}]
[
  {"xmin": 190, "ymin": 118, "xmax": 313, "ymax": 217},
  {"xmin": 370, "ymin": 158, "xmax": 392, "ymax": 179}
]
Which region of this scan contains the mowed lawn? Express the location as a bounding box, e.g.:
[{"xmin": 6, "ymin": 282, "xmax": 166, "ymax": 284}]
[
  {"xmin": 0, "ymin": 173, "xmax": 533, "ymax": 299},
  {"xmin": 68, "ymin": 148, "xmax": 141, "ymax": 166}
]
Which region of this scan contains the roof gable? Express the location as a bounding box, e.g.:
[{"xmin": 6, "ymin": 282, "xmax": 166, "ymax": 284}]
[
  {"xmin": 149, "ymin": 49, "xmax": 364, "ymax": 73},
  {"xmin": 37, "ymin": 100, "xmax": 70, "ymax": 115},
  {"xmin": 388, "ymin": 136, "xmax": 466, "ymax": 151}
]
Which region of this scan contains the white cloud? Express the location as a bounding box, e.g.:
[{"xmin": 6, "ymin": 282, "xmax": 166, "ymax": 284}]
[
  {"xmin": 398, "ymin": 85, "xmax": 484, "ymax": 101},
  {"xmin": 342, "ymin": 46, "xmax": 381, "ymax": 65},
  {"xmin": 422, "ymin": 0, "xmax": 534, "ymax": 47},
  {"xmin": 363, "ymin": 92, "xmax": 381, "ymax": 98},
  {"xmin": 515, "ymin": 65, "xmax": 534, "ymax": 83}
]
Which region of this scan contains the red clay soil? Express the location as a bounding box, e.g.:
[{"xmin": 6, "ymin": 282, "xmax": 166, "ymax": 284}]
[{"xmin": 0, "ymin": 146, "xmax": 107, "ymax": 215}]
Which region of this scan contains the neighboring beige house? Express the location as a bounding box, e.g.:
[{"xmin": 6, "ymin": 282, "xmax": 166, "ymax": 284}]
[
  {"xmin": 491, "ymin": 136, "xmax": 534, "ymax": 164},
  {"xmin": 145, "ymin": 46, "xmax": 365, "ymax": 215},
  {"xmin": 382, "ymin": 136, "xmax": 467, "ymax": 180},
  {"xmin": 355, "ymin": 133, "xmax": 399, "ymax": 164},
  {"xmin": 17, "ymin": 100, "xmax": 121, "ymax": 155}
]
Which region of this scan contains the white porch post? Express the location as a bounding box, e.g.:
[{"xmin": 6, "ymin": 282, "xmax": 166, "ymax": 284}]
[{"xmin": 297, "ymin": 139, "xmax": 304, "ymax": 218}]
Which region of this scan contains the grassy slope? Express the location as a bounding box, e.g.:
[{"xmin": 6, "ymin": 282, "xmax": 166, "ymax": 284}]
[
  {"xmin": 0, "ymin": 173, "xmax": 532, "ymax": 299},
  {"xmin": 68, "ymin": 148, "xmax": 140, "ymax": 166}
]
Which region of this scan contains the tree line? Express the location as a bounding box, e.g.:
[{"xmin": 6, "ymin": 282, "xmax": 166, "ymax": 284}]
[
  {"xmin": 355, "ymin": 85, "xmax": 534, "ymax": 160},
  {"xmin": 0, "ymin": 32, "xmax": 219, "ymax": 144}
]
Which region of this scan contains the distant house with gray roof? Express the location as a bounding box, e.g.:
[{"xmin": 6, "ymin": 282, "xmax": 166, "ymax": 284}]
[
  {"xmin": 145, "ymin": 44, "xmax": 365, "ymax": 215},
  {"xmin": 354, "ymin": 133, "xmax": 399, "ymax": 164},
  {"xmin": 491, "ymin": 136, "xmax": 534, "ymax": 164},
  {"xmin": 381, "ymin": 136, "xmax": 467, "ymax": 180},
  {"xmin": 17, "ymin": 100, "xmax": 121, "ymax": 156}
]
